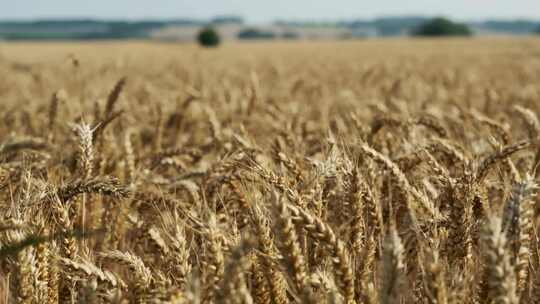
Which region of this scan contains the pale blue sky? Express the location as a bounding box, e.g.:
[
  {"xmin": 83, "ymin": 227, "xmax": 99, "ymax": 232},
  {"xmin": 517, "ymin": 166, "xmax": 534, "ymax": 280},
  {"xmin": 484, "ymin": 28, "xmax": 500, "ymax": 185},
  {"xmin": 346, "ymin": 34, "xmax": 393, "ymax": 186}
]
[{"xmin": 2, "ymin": 0, "xmax": 540, "ymax": 22}]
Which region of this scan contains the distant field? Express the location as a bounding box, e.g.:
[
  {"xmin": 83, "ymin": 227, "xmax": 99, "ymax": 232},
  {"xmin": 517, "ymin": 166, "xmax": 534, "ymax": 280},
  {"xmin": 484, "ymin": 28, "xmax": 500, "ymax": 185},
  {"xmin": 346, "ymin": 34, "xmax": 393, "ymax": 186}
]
[
  {"xmin": 2, "ymin": 36, "xmax": 540, "ymax": 61},
  {"xmin": 2, "ymin": 37, "xmax": 540, "ymax": 303}
]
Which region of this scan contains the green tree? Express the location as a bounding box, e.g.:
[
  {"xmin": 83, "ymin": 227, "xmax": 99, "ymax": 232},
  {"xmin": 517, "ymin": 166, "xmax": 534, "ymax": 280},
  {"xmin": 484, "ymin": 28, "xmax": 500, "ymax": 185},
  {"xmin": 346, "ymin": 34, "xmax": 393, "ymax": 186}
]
[
  {"xmin": 536, "ymin": 25, "xmax": 540, "ymax": 34},
  {"xmin": 197, "ymin": 27, "xmax": 220, "ymax": 47},
  {"xmin": 413, "ymin": 17, "xmax": 472, "ymax": 37}
]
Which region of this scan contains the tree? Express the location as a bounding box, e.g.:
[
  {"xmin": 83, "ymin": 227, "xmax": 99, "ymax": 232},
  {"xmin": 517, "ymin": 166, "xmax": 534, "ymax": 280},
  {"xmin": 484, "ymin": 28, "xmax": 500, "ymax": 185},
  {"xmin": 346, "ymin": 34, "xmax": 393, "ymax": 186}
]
[
  {"xmin": 413, "ymin": 17, "xmax": 472, "ymax": 37},
  {"xmin": 536, "ymin": 25, "xmax": 540, "ymax": 34},
  {"xmin": 197, "ymin": 27, "xmax": 220, "ymax": 47}
]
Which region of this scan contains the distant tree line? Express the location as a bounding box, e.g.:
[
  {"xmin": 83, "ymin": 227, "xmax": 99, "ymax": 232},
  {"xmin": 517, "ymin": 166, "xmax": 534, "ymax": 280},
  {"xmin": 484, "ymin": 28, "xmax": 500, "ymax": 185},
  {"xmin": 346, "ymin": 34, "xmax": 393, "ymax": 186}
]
[
  {"xmin": 0, "ymin": 20, "xmax": 180, "ymax": 40},
  {"xmin": 211, "ymin": 16, "xmax": 244, "ymax": 25},
  {"xmin": 478, "ymin": 20, "xmax": 538, "ymax": 33},
  {"xmin": 236, "ymin": 28, "xmax": 299, "ymax": 40},
  {"xmin": 276, "ymin": 17, "xmax": 540, "ymax": 36},
  {"xmin": 412, "ymin": 18, "xmax": 472, "ymax": 37},
  {"xmin": 238, "ymin": 28, "xmax": 276, "ymax": 40},
  {"xmin": 0, "ymin": 18, "xmax": 241, "ymax": 41},
  {"xmin": 1, "ymin": 17, "xmax": 540, "ymax": 41}
]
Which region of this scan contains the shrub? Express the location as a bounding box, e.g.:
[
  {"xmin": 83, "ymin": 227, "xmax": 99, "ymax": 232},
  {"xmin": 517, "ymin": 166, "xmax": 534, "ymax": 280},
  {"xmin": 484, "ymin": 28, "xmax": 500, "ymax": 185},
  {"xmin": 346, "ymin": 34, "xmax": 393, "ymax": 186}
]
[
  {"xmin": 197, "ymin": 27, "xmax": 221, "ymax": 47},
  {"xmin": 413, "ymin": 17, "xmax": 472, "ymax": 37}
]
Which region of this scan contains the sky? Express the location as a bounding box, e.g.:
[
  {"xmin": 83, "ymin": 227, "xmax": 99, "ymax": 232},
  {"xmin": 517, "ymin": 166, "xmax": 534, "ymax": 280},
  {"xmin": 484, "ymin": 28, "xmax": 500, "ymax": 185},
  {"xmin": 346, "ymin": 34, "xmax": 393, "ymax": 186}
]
[{"xmin": 2, "ymin": 0, "xmax": 540, "ymax": 22}]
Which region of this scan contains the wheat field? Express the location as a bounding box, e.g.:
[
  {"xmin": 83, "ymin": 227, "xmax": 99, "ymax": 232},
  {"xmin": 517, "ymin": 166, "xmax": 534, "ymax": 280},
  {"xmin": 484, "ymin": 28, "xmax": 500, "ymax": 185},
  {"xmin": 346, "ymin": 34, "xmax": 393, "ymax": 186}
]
[{"xmin": 1, "ymin": 37, "xmax": 540, "ymax": 303}]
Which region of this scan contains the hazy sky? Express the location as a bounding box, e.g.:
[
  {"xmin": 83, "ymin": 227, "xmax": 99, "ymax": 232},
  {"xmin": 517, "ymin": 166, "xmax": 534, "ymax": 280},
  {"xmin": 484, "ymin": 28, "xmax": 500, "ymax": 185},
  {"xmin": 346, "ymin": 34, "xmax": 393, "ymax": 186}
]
[{"xmin": 2, "ymin": 0, "xmax": 540, "ymax": 22}]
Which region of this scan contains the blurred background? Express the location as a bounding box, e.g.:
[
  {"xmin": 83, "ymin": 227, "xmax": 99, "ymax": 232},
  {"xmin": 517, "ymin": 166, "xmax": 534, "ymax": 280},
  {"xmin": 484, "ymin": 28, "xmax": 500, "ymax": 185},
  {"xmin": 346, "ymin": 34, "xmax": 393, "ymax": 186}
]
[{"xmin": 1, "ymin": 0, "xmax": 540, "ymax": 42}]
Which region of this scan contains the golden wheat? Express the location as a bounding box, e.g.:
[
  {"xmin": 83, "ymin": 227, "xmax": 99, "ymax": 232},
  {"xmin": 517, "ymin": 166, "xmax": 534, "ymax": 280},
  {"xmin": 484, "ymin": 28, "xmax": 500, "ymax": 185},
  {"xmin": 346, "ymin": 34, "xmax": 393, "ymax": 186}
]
[{"xmin": 0, "ymin": 38, "xmax": 540, "ymax": 303}]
